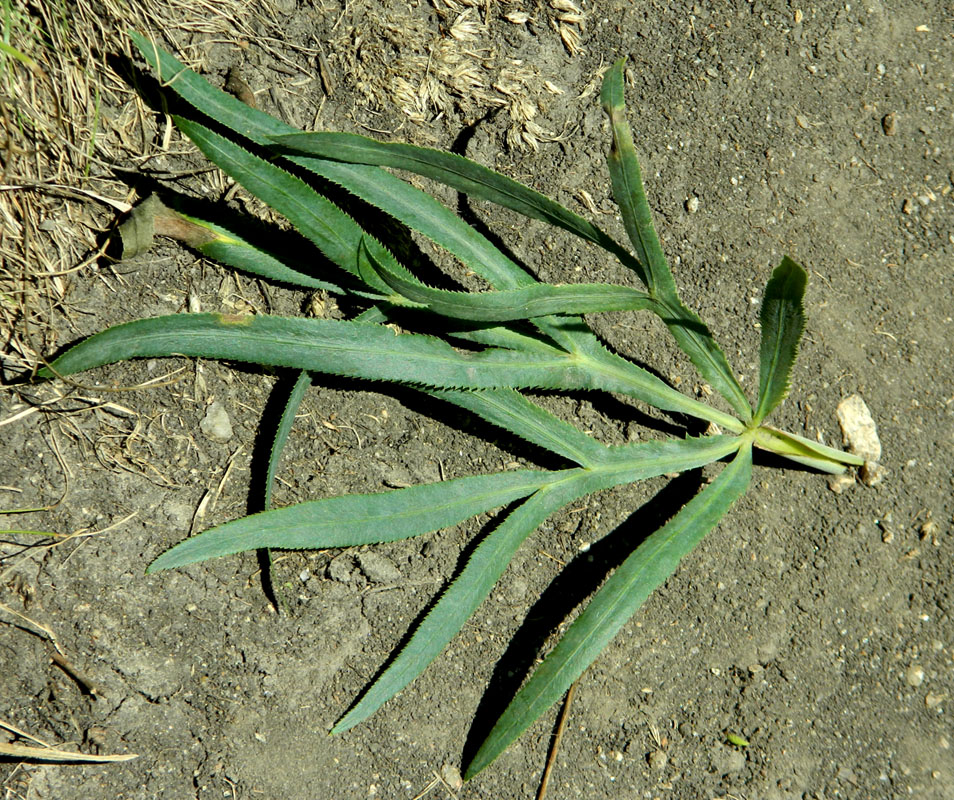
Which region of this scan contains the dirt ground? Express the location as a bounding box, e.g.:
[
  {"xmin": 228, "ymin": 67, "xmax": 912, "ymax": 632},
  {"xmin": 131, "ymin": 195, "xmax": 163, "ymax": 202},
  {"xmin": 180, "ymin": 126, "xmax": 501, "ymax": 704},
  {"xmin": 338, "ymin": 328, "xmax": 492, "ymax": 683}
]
[{"xmin": 2, "ymin": 1, "xmax": 952, "ymax": 798}]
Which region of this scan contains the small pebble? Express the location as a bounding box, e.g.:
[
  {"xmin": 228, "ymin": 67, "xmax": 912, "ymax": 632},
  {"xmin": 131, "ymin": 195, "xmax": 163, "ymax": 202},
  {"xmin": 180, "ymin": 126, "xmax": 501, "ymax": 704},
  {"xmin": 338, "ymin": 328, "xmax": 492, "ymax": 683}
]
[
  {"xmin": 827, "ymin": 473, "xmax": 855, "ymax": 494},
  {"xmin": 648, "ymin": 750, "xmax": 668, "ymax": 770},
  {"xmin": 836, "ymin": 394, "xmax": 881, "ymax": 461},
  {"xmin": 882, "ymin": 112, "xmax": 897, "ymax": 136},
  {"xmin": 199, "ymin": 401, "xmax": 233, "ymax": 442},
  {"xmin": 861, "ymin": 461, "xmax": 887, "ymax": 487},
  {"xmin": 905, "ymin": 664, "xmax": 925, "ymax": 687},
  {"xmin": 685, "ymin": 195, "xmax": 700, "ymax": 213},
  {"xmin": 439, "ymin": 764, "xmax": 462, "ymax": 791}
]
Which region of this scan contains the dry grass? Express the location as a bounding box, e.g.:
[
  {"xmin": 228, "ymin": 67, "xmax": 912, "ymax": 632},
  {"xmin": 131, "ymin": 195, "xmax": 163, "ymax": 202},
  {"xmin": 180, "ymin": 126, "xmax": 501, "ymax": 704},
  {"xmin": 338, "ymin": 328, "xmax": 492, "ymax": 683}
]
[
  {"xmin": 333, "ymin": 0, "xmax": 588, "ymax": 150},
  {"xmin": 0, "ymin": 0, "xmax": 322, "ymax": 385}
]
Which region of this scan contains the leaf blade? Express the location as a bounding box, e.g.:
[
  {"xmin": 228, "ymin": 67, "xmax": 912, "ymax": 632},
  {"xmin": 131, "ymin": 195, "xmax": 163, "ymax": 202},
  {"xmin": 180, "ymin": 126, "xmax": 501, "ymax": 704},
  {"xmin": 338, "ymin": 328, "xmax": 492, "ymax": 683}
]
[
  {"xmin": 148, "ymin": 468, "xmax": 561, "ymax": 572},
  {"xmin": 599, "ymin": 59, "xmax": 672, "ymax": 296},
  {"xmin": 333, "ymin": 434, "xmax": 741, "ymax": 736},
  {"xmin": 431, "ymin": 389, "xmax": 611, "ymax": 468},
  {"xmin": 269, "ymin": 131, "xmax": 622, "ymax": 255},
  {"xmin": 39, "ymin": 314, "xmax": 739, "ymax": 427},
  {"xmin": 330, "ymin": 479, "xmax": 580, "ymax": 734},
  {"xmin": 130, "ymin": 35, "xmax": 537, "ymax": 291},
  {"xmin": 264, "ymin": 370, "xmax": 312, "ymax": 510},
  {"xmin": 754, "ymin": 425, "xmax": 862, "ymax": 472},
  {"xmin": 754, "ymin": 257, "xmax": 807, "ymax": 422},
  {"xmin": 173, "ymin": 117, "xmax": 396, "ymax": 297},
  {"xmin": 361, "ymin": 235, "xmax": 655, "ymax": 321},
  {"xmin": 599, "ymin": 59, "xmax": 751, "ymax": 420},
  {"xmin": 464, "ymin": 443, "xmax": 753, "ymax": 779},
  {"xmin": 36, "ymin": 313, "xmax": 581, "ymax": 390},
  {"xmin": 175, "ymin": 212, "xmax": 341, "ymax": 292}
]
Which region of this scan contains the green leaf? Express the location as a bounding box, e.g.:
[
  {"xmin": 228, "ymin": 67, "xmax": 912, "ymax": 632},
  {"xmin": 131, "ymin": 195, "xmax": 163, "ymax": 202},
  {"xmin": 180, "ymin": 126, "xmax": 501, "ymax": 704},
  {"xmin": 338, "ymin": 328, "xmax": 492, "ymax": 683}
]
[
  {"xmin": 360, "ymin": 236, "xmax": 656, "ymax": 322},
  {"xmin": 302, "ymin": 158, "xmax": 537, "ymax": 292},
  {"xmin": 148, "ymin": 468, "xmax": 561, "ymax": 572},
  {"xmin": 446, "ymin": 324, "xmax": 571, "ymax": 354},
  {"xmin": 754, "ymin": 425, "xmax": 862, "ymax": 473},
  {"xmin": 431, "ymin": 389, "xmax": 612, "ymax": 468},
  {"xmin": 599, "ymin": 59, "xmax": 673, "ymax": 297},
  {"xmin": 330, "ymin": 480, "xmax": 578, "ymax": 734},
  {"xmin": 659, "ymin": 298, "xmax": 752, "ymax": 422},
  {"xmin": 268, "ymin": 131, "xmax": 629, "ymax": 261},
  {"xmin": 599, "ymin": 59, "xmax": 751, "ymax": 421},
  {"xmin": 131, "ymin": 31, "xmax": 291, "ymax": 143},
  {"xmin": 131, "ymin": 33, "xmax": 536, "ymax": 292},
  {"xmin": 754, "ymin": 257, "xmax": 807, "ymax": 423},
  {"xmin": 549, "ymin": 324, "xmax": 747, "ymax": 433},
  {"xmin": 131, "ymin": 37, "xmax": 745, "ymax": 432},
  {"xmin": 175, "ymin": 212, "xmax": 341, "ymax": 292},
  {"xmin": 331, "ymin": 433, "xmax": 740, "ymax": 736},
  {"xmin": 464, "ymin": 443, "xmax": 753, "ymax": 779},
  {"xmin": 257, "ymin": 369, "xmax": 313, "ymax": 610},
  {"xmin": 174, "ymin": 117, "xmax": 398, "ymax": 298},
  {"xmin": 34, "ymin": 313, "xmax": 578, "ymax": 390},
  {"xmin": 264, "ymin": 370, "xmax": 311, "ymax": 510},
  {"xmin": 603, "ymin": 430, "xmax": 741, "ymax": 469},
  {"xmin": 40, "ymin": 314, "xmax": 741, "ymax": 427}
]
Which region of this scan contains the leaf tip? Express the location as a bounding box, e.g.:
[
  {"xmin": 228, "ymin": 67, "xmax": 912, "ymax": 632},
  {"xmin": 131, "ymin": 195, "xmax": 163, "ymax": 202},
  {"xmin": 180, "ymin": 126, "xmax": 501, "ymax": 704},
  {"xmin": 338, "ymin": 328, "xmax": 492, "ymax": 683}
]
[{"xmin": 599, "ymin": 58, "xmax": 627, "ymax": 113}]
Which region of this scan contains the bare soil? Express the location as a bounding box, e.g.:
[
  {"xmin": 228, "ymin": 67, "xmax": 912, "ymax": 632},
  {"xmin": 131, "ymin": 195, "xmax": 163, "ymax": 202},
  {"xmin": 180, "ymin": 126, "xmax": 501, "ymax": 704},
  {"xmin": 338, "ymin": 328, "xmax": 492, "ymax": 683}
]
[{"xmin": 2, "ymin": 1, "xmax": 952, "ymax": 798}]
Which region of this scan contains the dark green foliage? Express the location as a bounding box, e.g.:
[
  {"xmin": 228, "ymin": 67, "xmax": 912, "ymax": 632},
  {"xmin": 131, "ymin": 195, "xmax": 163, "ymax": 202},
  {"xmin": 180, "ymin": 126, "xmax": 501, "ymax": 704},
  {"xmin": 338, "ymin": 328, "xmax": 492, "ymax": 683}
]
[{"xmin": 40, "ymin": 37, "xmax": 862, "ymax": 778}]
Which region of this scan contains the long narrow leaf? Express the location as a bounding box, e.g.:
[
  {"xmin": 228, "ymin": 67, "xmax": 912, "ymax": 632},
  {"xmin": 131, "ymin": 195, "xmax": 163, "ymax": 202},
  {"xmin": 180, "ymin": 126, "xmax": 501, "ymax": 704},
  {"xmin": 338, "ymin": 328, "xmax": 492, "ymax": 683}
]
[
  {"xmin": 658, "ymin": 298, "xmax": 752, "ymax": 421},
  {"xmin": 430, "ymin": 389, "xmax": 611, "ymax": 468},
  {"xmin": 361, "ymin": 236, "xmax": 656, "ymax": 322},
  {"xmin": 446, "ymin": 325, "xmax": 571, "ymax": 354},
  {"xmin": 173, "ymin": 211, "xmax": 341, "ymax": 292},
  {"xmin": 599, "ymin": 60, "xmax": 672, "ymax": 297},
  {"xmin": 40, "ymin": 314, "xmax": 735, "ymax": 424},
  {"xmin": 174, "ymin": 117, "xmax": 397, "ymax": 298},
  {"xmin": 38, "ymin": 314, "xmax": 574, "ymax": 388},
  {"xmin": 754, "ymin": 425, "xmax": 862, "ymax": 473},
  {"xmin": 754, "ymin": 257, "xmax": 807, "ymax": 422},
  {"xmin": 258, "ymin": 369, "xmax": 312, "ymax": 610},
  {"xmin": 602, "ymin": 431, "xmax": 741, "ymax": 470},
  {"xmin": 600, "ymin": 60, "xmax": 751, "ymax": 420},
  {"xmin": 556, "ymin": 324, "xmax": 746, "ymax": 433},
  {"xmin": 264, "ymin": 370, "xmax": 312, "ymax": 509},
  {"xmin": 303, "ymin": 158, "xmax": 537, "ymax": 292},
  {"xmin": 332, "ymin": 433, "xmax": 741, "ymax": 736},
  {"xmin": 330, "ymin": 480, "xmax": 578, "ymax": 734},
  {"xmin": 148, "ymin": 468, "xmax": 563, "ymax": 572},
  {"xmin": 464, "ymin": 443, "xmax": 753, "ymax": 779},
  {"xmin": 268, "ymin": 131, "xmax": 633, "ymax": 263}
]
